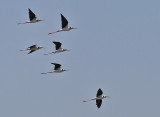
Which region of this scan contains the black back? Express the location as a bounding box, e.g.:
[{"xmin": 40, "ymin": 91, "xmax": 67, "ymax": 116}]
[
  {"xmin": 96, "ymin": 99, "xmax": 102, "ymax": 108},
  {"xmin": 96, "ymin": 88, "xmax": 103, "ymax": 97},
  {"xmin": 28, "ymin": 45, "xmax": 36, "ymax": 49},
  {"xmin": 51, "ymin": 63, "xmax": 61, "ymax": 70},
  {"xmin": 61, "ymin": 14, "xmax": 68, "ymax": 29},
  {"xmin": 28, "ymin": 9, "xmax": 36, "ymax": 21},
  {"xmin": 53, "ymin": 41, "xmax": 62, "ymax": 50}
]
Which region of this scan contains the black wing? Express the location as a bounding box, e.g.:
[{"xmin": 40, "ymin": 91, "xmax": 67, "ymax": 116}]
[
  {"xmin": 51, "ymin": 63, "xmax": 61, "ymax": 70},
  {"xmin": 53, "ymin": 41, "xmax": 62, "ymax": 50},
  {"xmin": 28, "ymin": 45, "xmax": 36, "ymax": 49},
  {"xmin": 28, "ymin": 50, "xmax": 36, "ymax": 54},
  {"xmin": 96, "ymin": 99, "xmax": 102, "ymax": 108},
  {"xmin": 28, "ymin": 9, "xmax": 36, "ymax": 21},
  {"xmin": 96, "ymin": 88, "xmax": 103, "ymax": 97},
  {"xmin": 61, "ymin": 14, "xmax": 68, "ymax": 29}
]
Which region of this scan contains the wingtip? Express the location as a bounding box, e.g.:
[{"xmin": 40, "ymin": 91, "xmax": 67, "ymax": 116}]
[
  {"xmin": 51, "ymin": 63, "xmax": 56, "ymax": 64},
  {"xmin": 60, "ymin": 13, "xmax": 64, "ymax": 17},
  {"xmin": 98, "ymin": 88, "xmax": 102, "ymax": 91}
]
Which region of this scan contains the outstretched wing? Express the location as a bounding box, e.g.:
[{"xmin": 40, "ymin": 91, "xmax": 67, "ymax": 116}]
[
  {"xmin": 28, "ymin": 9, "xmax": 36, "ymax": 21},
  {"xmin": 28, "ymin": 50, "xmax": 36, "ymax": 54},
  {"xmin": 28, "ymin": 45, "xmax": 36, "ymax": 49},
  {"xmin": 96, "ymin": 99, "xmax": 102, "ymax": 108},
  {"xmin": 61, "ymin": 14, "xmax": 68, "ymax": 29},
  {"xmin": 53, "ymin": 41, "xmax": 62, "ymax": 50},
  {"xmin": 51, "ymin": 63, "xmax": 61, "ymax": 70},
  {"xmin": 96, "ymin": 88, "xmax": 103, "ymax": 97}
]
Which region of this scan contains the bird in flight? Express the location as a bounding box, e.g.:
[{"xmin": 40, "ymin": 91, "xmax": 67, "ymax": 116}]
[
  {"xmin": 83, "ymin": 88, "xmax": 109, "ymax": 108},
  {"xmin": 44, "ymin": 41, "xmax": 69, "ymax": 55},
  {"xmin": 18, "ymin": 9, "xmax": 44, "ymax": 24},
  {"xmin": 48, "ymin": 14, "xmax": 76, "ymax": 35},
  {"xmin": 20, "ymin": 45, "xmax": 43, "ymax": 54},
  {"xmin": 41, "ymin": 63, "xmax": 68, "ymax": 74}
]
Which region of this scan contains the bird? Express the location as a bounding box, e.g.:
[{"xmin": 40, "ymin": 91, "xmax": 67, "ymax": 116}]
[
  {"xmin": 20, "ymin": 45, "xmax": 43, "ymax": 54},
  {"xmin": 18, "ymin": 8, "xmax": 44, "ymax": 24},
  {"xmin": 41, "ymin": 63, "xmax": 68, "ymax": 74},
  {"xmin": 44, "ymin": 41, "xmax": 69, "ymax": 55},
  {"xmin": 48, "ymin": 14, "xmax": 76, "ymax": 35},
  {"xmin": 83, "ymin": 88, "xmax": 108, "ymax": 108}
]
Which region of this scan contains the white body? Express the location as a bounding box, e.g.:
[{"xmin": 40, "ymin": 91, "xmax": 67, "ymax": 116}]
[
  {"xmin": 28, "ymin": 46, "xmax": 42, "ymax": 50},
  {"xmin": 91, "ymin": 95, "xmax": 107, "ymax": 100},
  {"xmin": 59, "ymin": 28, "xmax": 71, "ymax": 31},
  {"xmin": 59, "ymin": 25, "xmax": 76, "ymax": 32},
  {"xmin": 27, "ymin": 18, "xmax": 37, "ymax": 23},
  {"xmin": 96, "ymin": 95, "xmax": 107, "ymax": 100},
  {"xmin": 53, "ymin": 69, "xmax": 66, "ymax": 73},
  {"xmin": 54, "ymin": 48, "xmax": 68, "ymax": 53}
]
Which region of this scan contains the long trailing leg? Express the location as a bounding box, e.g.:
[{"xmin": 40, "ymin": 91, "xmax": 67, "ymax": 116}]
[
  {"xmin": 20, "ymin": 49, "xmax": 30, "ymax": 51},
  {"xmin": 44, "ymin": 51, "xmax": 56, "ymax": 55},
  {"xmin": 48, "ymin": 30, "xmax": 60, "ymax": 35},
  {"xmin": 41, "ymin": 71, "xmax": 54, "ymax": 74},
  {"xmin": 83, "ymin": 97, "xmax": 96, "ymax": 102},
  {"xmin": 17, "ymin": 22, "xmax": 27, "ymax": 24}
]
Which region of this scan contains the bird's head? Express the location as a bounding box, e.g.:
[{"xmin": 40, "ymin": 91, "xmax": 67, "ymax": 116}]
[
  {"xmin": 103, "ymin": 95, "xmax": 110, "ymax": 98},
  {"xmin": 38, "ymin": 46, "xmax": 43, "ymax": 49},
  {"xmin": 63, "ymin": 49, "xmax": 70, "ymax": 52},
  {"xmin": 37, "ymin": 19, "xmax": 44, "ymax": 22},
  {"xmin": 69, "ymin": 27, "xmax": 77, "ymax": 30},
  {"xmin": 62, "ymin": 69, "xmax": 68, "ymax": 71}
]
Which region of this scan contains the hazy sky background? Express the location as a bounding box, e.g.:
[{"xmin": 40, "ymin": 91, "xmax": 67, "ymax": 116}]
[{"xmin": 0, "ymin": 0, "xmax": 160, "ymax": 117}]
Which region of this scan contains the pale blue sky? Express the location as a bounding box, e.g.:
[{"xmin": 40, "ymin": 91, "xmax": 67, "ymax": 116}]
[{"xmin": 0, "ymin": 0, "xmax": 160, "ymax": 117}]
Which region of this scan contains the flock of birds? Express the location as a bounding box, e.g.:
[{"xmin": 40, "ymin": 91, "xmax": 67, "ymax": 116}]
[{"xmin": 18, "ymin": 8, "xmax": 108, "ymax": 108}]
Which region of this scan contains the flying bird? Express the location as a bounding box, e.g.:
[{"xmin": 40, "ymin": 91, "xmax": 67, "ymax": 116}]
[
  {"xmin": 41, "ymin": 63, "xmax": 68, "ymax": 74},
  {"xmin": 83, "ymin": 88, "xmax": 108, "ymax": 108},
  {"xmin": 18, "ymin": 9, "xmax": 44, "ymax": 24},
  {"xmin": 20, "ymin": 45, "xmax": 43, "ymax": 54},
  {"xmin": 44, "ymin": 41, "xmax": 69, "ymax": 55},
  {"xmin": 48, "ymin": 14, "xmax": 76, "ymax": 35}
]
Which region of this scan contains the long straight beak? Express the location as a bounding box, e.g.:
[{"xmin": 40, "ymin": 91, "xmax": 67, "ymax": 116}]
[
  {"xmin": 39, "ymin": 47, "xmax": 44, "ymax": 49},
  {"xmin": 39, "ymin": 20, "xmax": 44, "ymax": 21}
]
